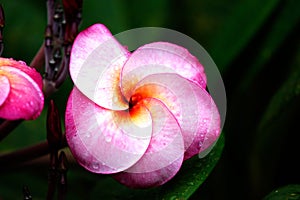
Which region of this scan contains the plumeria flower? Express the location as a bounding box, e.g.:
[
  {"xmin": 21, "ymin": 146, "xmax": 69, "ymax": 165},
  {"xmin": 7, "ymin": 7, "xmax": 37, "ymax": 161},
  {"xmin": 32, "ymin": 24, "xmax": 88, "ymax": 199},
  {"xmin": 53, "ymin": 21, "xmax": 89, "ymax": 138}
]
[
  {"xmin": 0, "ymin": 57, "xmax": 44, "ymax": 120},
  {"xmin": 65, "ymin": 24, "xmax": 221, "ymax": 188}
]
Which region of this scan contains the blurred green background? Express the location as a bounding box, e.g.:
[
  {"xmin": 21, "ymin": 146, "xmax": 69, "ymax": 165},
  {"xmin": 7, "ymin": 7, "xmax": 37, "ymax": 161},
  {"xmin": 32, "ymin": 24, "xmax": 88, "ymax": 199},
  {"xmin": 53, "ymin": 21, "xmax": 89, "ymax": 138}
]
[{"xmin": 1, "ymin": 0, "xmax": 300, "ymax": 199}]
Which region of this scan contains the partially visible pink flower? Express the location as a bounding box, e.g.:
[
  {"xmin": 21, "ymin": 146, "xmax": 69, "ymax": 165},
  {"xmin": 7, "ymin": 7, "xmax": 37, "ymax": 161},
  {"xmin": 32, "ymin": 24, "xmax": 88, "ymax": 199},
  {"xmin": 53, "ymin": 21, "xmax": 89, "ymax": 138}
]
[
  {"xmin": 0, "ymin": 57, "xmax": 44, "ymax": 120},
  {"xmin": 65, "ymin": 24, "xmax": 220, "ymax": 188}
]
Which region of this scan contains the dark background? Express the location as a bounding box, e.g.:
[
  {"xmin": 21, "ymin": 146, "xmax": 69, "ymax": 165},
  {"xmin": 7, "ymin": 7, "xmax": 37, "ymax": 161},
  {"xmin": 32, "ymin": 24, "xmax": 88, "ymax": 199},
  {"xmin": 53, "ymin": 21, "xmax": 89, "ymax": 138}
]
[{"xmin": 0, "ymin": 0, "xmax": 300, "ymax": 199}]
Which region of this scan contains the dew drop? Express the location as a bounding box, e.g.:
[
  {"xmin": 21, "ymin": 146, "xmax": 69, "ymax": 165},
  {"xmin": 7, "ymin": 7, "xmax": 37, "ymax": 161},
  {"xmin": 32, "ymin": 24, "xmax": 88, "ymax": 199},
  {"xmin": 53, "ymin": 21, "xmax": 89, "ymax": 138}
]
[
  {"xmin": 18, "ymin": 61, "xmax": 27, "ymax": 65},
  {"xmin": 92, "ymin": 163, "xmax": 99, "ymax": 170},
  {"xmin": 29, "ymin": 101, "xmax": 34, "ymax": 106},
  {"xmin": 113, "ymin": 96, "xmax": 118, "ymax": 103},
  {"xmin": 187, "ymin": 182, "xmax": 194, "ymax": 186},
  {"xmin": 105, "ymin": 135, "xmax": 112, "ymax": 142},
  {"xmin": 198, "ymin": 141, "xmax": 203, "ymax": 148},
  {"xmin": 86, "ymin": 133, "xmax": 91, "ymax": 138}
]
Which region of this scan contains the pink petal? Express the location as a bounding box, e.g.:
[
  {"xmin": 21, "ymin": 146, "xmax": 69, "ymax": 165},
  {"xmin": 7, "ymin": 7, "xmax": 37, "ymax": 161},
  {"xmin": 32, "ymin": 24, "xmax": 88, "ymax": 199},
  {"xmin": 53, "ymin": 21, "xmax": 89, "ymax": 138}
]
[
  {"xmin": 0, "ymin": 66, "xmax": 44, "ymax": 120},
  {"xmin": 114, "ymin": 157, "xmax": 183, "ymax": 188},
  {"xmin": 121, "ymin": 42, "xmax": 206, "ymax": 100},
  {"xmin": 184, "ymin": 89, "xmax": 221, "ymax": 160},
  {"xmin": 131, "ymin": 73, "xmax": 220, "ymax": 159},
  {"xmin": 0, "ymin": 58, "xmax": 43, "ymax": 90},
  {"xmin": 65, "ymin": 87, "xmax": 152, "ymax": 174},
  {"xmin": 0, "ymin": 75, "xmax": 10, "ymax": 106},
  {"xmin": 113, "ymin": 98, "xmax": 184, "ymax": 188},
  {"xmin": 70, "ymin": 24, "xmax": 130, "ymax": 110}
]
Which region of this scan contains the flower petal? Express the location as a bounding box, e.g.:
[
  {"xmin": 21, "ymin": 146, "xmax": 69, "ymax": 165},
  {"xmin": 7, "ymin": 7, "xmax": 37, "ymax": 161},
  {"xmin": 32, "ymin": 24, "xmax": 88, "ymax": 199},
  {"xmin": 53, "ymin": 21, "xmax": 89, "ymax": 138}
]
[
  {"xmin": 0, "ymin": 75, "xmax": 10, "ymax": 106},
  {"xmin": 0, "ymin": 58, "xmax": 43, "ymax": 90},
  {"xmin": 121, "ymin": 42, "xmax": 206, "ymax": 100},
  {"xmin": 114, "ymin": 98, "xmax": 184, "ymax": 188},
  {"xmin": 114, "ymin": 157, "xmax": 183, "ymax": 188},
  {"xmin": 70, "ymin": 24, "xmax": 130, "ymax": 110},
  {"xmin": 0, "ymin": 66, "xmax": 44, "ymax": 120},
  {"xmin": 132, "ymin": 73, "xmax": 220, "ymax": 159},
  {"xmin": 184, "ymin": 90, "xmax": 221, "ymax": 160},
  {"xmin": 65, "ymin": 87, "xmax": 152, "ymax": 174}
]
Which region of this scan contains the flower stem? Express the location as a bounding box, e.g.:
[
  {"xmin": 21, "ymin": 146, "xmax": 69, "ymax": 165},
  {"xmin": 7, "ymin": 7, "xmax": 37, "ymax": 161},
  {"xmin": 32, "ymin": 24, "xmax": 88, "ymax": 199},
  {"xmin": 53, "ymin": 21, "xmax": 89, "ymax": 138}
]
[
  {"xmin": 23, "ymin": 185, "xmax": 33, "ymax": 200},
  {"xmin": 57, "ymin": 151, "xmax": 68, "ymax": 200},
  {"xmin": 46, "ymin": 150, "xmax": 58, "ymax": 200},
  {"xmin": 0, "ymin": 120, "xmax": 22, "ymax": 142},
  {"xmin": 0, "ymin": 4, "xmax": 5, "ymax": 56},
  {"xmin": 0, "ymin": 134, "xmax": 67, "ymax": 171},
  {"xmin": 30, "ymin": 43, "xmax": 45, "ymax": 71}
]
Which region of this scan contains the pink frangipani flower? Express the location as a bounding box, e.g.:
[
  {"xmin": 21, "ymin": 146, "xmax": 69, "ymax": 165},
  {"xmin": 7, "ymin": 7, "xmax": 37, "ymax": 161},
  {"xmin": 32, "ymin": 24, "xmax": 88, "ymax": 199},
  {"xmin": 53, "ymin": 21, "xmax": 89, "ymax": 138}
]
[
  {"xmin": 65, "ymin": 24, "xmax": 221, "ymax": 188},
  {"xmin": 0, "ymin": 57, "xmax": 44, "ymax": 120}
]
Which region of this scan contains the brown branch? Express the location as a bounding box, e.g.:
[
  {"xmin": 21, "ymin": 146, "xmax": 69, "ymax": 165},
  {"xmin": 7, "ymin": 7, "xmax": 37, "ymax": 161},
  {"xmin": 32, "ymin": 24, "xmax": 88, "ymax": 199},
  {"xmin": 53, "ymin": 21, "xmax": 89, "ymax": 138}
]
[
  {"xmin": 0, "ymin": 120, "xmax": 22, "ymax": 142},
  {"xmin": 0, "ymin": 134, "xmax": 67, "ymax": 171},
  {"xmin": 30, "ymin": 43, "xmax": 45, "ymax": 71}
]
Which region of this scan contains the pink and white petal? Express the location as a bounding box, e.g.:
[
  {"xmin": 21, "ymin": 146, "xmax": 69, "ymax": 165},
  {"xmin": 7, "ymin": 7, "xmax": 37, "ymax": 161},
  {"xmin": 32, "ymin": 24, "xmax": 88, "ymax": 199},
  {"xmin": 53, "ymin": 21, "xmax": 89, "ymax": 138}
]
[
  {"xmin": 184, "ymin": 91, "xmax": 221, "ymax": 160},
  {"xmin": 142, "ymin": 42, "xmax": 206, "ymax": 86},
  {"xmin": 113, "ymin": 157, "xmax": 182, "ymax": 188},
  {"xmin": 0, "ymin": 67, "xmax": 44, "ymax": 120},
  {"xmin": 132, "ymin": 73, "xmax": 220, "ymax": 159},
  {"xmin": 0, "ymin": 58, "xmax": 43, "ymax": 90},
  {"xmin": 0, "ymin": 75, "xmax": 10, "ymax": 106},
  {"xmin": 114, "ymin": 98, "xmax": 184, "ymax": 188},
  {"xmin": 121, "ymin": 42, "xmax": 206, "ymax": 99},
  {"xmin": 70, "ymin": 24, "xmax": 129, "ymax": 110},
  {"xmin": 65, "ymin": 87, "xmax": 152, "ymax": 174}
]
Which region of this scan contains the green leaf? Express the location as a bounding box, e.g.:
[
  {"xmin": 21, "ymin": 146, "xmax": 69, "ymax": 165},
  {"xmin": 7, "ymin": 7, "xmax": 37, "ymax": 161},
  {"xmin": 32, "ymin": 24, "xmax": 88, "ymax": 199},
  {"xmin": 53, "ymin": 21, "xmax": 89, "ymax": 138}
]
[
  {"xmin": 210, "ymin": 0, "xmax": 281, "ymax": 72},
  {"xmin": 159, "ymin": 133, "xmax": 225, "ymax": 199},
  {"xmin": 250, "ymin": 47, "xmax": 300, "ymax": 192},
  {"xmin": 258, "ymin": 61, "xmax": 300, "ymax": 134},
  {"xmin": 263, "ymin": 185, "xmax": 300, "ymax": 200},
  {"xmin": 238, "ymin": 0, "xmax": 300, "ymax": 91}
]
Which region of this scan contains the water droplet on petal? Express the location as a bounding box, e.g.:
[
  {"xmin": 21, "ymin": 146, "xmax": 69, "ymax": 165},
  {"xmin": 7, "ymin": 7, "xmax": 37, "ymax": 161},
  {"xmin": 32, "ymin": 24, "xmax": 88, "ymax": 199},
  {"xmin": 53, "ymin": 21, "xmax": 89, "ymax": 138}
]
[
  {"xmin": 113, "ymin": 96, "xmax": 118, "ymax": 103},
  {"xmin": 105, "ymin": 135, "xmax": 112, "ymax": 142},
  {"xmin": 198, "ymin": 141, "xmax": 203, "ymax": 148},
  {"xmin": 92, "ymin": 163, "xmax": 99, "ymax": 170},
  {"xmin": 18, "ymin": 61, "xmax": 27, "ymax": 65},
  {"xmin": 29, "ymin": 101, "xmax": 34, "ymax": 106}
]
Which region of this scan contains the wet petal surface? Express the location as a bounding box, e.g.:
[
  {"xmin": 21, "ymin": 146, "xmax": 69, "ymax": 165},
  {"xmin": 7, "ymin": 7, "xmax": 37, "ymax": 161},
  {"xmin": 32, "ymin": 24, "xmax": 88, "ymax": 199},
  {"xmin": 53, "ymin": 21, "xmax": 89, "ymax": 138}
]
[
  {"xmin": 0, "ymin": 66, "xmax": 44, "ymax": 120},
  {"xmin": 113, "ymin": 98, "xmax": 184, "ymax": 188},
  {"xmin": 121, "ymin": 42, "xmax": 206, "ymax": 100},
  {"xmin": 132, "ymin": 73, "xmax": 220, "ymax": 159},
  {"xmin": 0, "ymin": 75, "xmax": 10, "ymax": 106},
  {"xmin": 70, "ymin": 24, "xmax": 129, "ymax": 110},
  {"xmin": 65, "ymin": 87, "xmax": 152, "ymax": 173}
]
